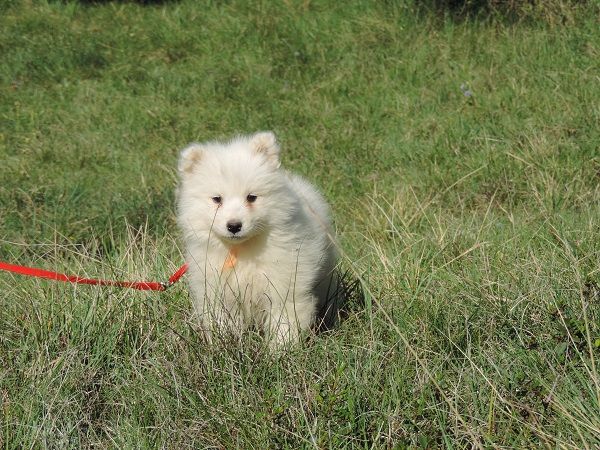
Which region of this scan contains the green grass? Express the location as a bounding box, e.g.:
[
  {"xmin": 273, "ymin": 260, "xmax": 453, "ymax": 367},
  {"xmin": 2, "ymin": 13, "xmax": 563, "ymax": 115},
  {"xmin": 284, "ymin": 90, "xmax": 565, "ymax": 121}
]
[{"xmin": 1, "ymin": 0, "xmax": 599, "ymax": 447}]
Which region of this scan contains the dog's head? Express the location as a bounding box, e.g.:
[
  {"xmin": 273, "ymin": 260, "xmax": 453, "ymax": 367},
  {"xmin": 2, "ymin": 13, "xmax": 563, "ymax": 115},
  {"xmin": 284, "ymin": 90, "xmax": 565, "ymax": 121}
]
[{"xmin": 177, "ymin": 131, "xmax": 295, "ymax": 245}]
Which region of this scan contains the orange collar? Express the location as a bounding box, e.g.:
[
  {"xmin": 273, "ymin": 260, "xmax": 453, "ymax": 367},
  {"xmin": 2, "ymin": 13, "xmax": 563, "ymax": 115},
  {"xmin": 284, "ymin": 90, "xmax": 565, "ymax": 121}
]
[{"xmin": 222, "ymin": 247, "xmax": 239, "ymax": 271}]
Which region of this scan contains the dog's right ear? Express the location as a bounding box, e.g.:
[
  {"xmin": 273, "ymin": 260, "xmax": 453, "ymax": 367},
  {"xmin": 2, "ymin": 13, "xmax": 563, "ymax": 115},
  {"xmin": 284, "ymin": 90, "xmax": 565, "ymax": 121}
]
[
  {"xmin": 178, "ymin": 143, "xmax": 204, "ymax": 175},
  {"xmin": 250, "ymin": 131, "xmax": 281, "ymax": 168}
]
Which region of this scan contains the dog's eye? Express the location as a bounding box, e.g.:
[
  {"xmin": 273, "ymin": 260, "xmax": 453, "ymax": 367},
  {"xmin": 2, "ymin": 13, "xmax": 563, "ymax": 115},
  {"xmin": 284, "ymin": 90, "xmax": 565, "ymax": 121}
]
[
  {"xmin": 211, "ymin": 196, "xmax": 222, "ymax": 205},
  {"xmin": 246, "ymin": 194, "xmax": 257, "ymax": 203}
]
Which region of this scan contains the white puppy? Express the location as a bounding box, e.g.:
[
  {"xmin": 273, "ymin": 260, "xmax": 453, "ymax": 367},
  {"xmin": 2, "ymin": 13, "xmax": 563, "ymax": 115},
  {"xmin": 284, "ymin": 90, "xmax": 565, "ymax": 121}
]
[{"xmin": 177, "ymin": 131, "xmax": 338, "ymax": 346}]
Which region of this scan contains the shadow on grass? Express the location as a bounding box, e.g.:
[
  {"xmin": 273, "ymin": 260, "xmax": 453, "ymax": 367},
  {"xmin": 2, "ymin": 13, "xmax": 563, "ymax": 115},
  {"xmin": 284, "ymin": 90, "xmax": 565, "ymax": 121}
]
[
  {"xmin": 415, "ymin": 0, "xmax": 586, "ymax": 23},
  {"xmin": 315, "ymin": 268, "xmax": 365, "ymax": 334}
]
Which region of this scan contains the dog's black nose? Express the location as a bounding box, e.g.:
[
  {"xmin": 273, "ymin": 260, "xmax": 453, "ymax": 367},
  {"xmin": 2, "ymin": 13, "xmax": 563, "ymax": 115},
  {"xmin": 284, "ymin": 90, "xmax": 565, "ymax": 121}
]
[{"xmin": 227, "ymin": 221, "xmax": 242, "ymax": 234}]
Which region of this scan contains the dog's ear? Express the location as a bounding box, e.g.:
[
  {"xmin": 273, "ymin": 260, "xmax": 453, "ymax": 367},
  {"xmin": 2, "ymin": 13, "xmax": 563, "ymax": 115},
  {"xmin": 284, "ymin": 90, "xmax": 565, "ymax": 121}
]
[
  {"xmin": 250, "ymin": 131, "xmax": 281, "ymax": 167},
  {"xmin": 178, "ymin": 143, "xmax": 204, "ymax": 175}
]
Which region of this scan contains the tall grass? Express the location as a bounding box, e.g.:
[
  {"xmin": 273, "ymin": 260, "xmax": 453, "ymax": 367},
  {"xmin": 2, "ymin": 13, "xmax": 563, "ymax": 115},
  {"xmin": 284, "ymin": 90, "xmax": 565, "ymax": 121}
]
[{"xmin": 1, "ymin": 0, "xmax": 599, "ymax": 447}]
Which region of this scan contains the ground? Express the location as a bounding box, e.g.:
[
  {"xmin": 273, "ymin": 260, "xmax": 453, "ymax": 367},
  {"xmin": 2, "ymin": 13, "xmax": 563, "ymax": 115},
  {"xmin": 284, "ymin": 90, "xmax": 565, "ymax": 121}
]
[{"xmin": 1, "ymin": 1, "xmax": 599, "ymax": 447}]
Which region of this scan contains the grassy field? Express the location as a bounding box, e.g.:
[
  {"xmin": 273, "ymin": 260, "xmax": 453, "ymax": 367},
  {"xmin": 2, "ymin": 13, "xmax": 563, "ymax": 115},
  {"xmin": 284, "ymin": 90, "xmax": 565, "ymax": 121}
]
[{"xmin": 1, "ymin": 0, "xmax": 599, "ymax": 447}]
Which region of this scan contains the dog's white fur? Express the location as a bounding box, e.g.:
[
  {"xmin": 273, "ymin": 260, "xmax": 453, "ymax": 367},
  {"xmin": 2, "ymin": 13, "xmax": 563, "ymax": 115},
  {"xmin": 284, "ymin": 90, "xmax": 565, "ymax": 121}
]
[{"xmin": 177, "ymin": 131, "xmax": 338, "ymax": 346}]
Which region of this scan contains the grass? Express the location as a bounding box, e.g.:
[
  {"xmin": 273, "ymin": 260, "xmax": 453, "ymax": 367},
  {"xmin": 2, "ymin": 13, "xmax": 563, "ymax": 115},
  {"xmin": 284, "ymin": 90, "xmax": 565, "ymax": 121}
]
[{"xmin": 1, "ymin": 0, "xmax": 599, "ymax": 447}]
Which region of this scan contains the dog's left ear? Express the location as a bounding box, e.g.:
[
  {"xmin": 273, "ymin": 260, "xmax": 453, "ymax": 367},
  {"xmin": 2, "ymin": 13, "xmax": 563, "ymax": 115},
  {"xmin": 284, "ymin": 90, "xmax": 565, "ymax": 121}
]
[
  {"xmin": 178, "ymin": 143, "xmax": 204, "ymax": 175},
  {"xmin": 250, "ymin": 131, "xmax": 281, "ymax": 167}
]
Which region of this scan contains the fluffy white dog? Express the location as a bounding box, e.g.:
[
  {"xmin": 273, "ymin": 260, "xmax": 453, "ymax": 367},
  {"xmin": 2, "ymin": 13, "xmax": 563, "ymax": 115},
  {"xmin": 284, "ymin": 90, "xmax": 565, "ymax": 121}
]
[{"xmin": 177, "ymin": 131, "xmax": 338, "ymax": 346}]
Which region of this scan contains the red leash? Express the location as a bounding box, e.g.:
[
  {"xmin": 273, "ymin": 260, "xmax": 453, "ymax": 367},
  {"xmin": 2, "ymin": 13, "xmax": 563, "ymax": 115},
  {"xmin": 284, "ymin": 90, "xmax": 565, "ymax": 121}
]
[{"xmin": 0, "ymin": 260, "xmax": 188, "ymax": 291}]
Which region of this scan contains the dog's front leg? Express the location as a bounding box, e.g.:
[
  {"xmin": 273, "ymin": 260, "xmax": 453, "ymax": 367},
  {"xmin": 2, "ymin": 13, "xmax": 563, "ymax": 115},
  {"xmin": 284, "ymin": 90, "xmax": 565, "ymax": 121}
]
[{"xmin": 266, "ymin": 294, "xmax": 316, "ymax": 347}]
